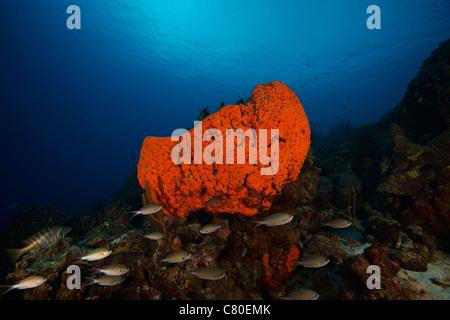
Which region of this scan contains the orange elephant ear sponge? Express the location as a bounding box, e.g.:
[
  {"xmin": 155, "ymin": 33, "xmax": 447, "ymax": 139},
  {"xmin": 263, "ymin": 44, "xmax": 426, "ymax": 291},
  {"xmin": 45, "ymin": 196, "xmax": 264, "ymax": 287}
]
[{"xmin": 137, "ymin": 81, "xmax": 310, "ymax": 218}]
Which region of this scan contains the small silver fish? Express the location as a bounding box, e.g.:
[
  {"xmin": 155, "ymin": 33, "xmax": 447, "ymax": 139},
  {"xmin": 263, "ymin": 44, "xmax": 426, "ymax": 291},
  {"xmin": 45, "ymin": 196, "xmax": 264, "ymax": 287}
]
[
  {"xmin": 204, "ymin": 198, "xmax": 220, "ymax": 206},
  {"xmin": 295, "ymin": 255, "xmax": 330, "ymax": 268},
  {"xmin": 200, "ymin": 224, "xmax": 222, "ymax": 234},
  {"xmin": 85, "ymin": 275, "xmax": 125, "ymax": 286},
  {"xmin": 130, "ymin": 204, "xmax": 162, "ymax": 218},
  {"xmin": 78, "ymin": 248, "xmax": 112, "ymax": 262},
  {"xmin": 186, "ymin": 266, "xmax": 226, "ymax": 280},
  {"xmin": 279, "ymin": 289, "xmax": 319, "ymax": 300},
  {"xmin": 240, "ymin": 247, "xmax": 247, "ymax": 258},
  {"xmin": 252, "ymin": 212, "xmax": 294, "ymax": 227},
  {"xmin": 144, "ymin": 232, "xmax": 165, "ymax": 240},
  {"xmin": 94, "ymin": 264, "xmax": 129, "ymax": 276},
  {"xmin": 6, "ymin": 226, "xmax": 72, "ymax": 262},
  {"xmin": 159, "ymin": 250, "xmax": 195, "ymax": 263},
  {"xmin": 321, "ymin": 218, "xmax": 351, "ymax": 229},
  {"xmin": 1, "ymin": 276, "xmax": 47, "ymax": 295}
]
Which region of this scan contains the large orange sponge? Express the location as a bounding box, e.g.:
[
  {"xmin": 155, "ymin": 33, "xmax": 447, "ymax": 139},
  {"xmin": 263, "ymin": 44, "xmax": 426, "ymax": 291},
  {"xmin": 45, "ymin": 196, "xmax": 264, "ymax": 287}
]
[{"xmin": 137, "ymin": 81, "xmax": 310, "ymax": 218}]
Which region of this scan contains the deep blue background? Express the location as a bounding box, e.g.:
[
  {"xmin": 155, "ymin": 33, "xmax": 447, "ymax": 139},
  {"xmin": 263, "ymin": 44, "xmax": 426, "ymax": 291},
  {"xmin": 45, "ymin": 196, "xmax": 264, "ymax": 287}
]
[{"xmin": 1, "ymin": 1, "xmax": 449, "ymax": 226}]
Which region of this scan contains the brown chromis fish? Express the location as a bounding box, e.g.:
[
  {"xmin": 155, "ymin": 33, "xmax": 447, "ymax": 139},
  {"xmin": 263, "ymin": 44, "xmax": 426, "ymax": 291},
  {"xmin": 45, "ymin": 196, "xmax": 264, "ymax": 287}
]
[
  {"xmin": 159, "ymin": 250, "xmax": 195, "ymax": 263},
  {"xmin": 321, "ymin": 218, "xmax": 351, "ymax": 229},
  {"xmin": 94, "ymin": 264, "xmax": 129, "ymax": 276},
  {"xmin": 295, "ymin": 255, "xmax": 330, "ymax": 268},
  {"xmin": 78, "ymin": 247, "xmax": 112, "ymax": 262},
  {"xmin": 85, "ymin": 275, "xmax": 126, "ymax": 286},
  {"xmin": 199, "ymin": 224, "xmax": 222, "ymax": 234},
  {"xmin": 130, "ymin": 204, "xmax": 162, "ymax": 218},
  {"xmin": 144, "ymin": 232, "xmax": 165, "ymax": 240},
  {"xmin": 279, "ymin": 289, "xmax": 319, "ymax": 300},
  {"xmin": 1, "ymin": 276, "xmax": 47, "ymax": 295},
  {"xmin": 186, "ymin": 266, "xmax": 226, "ymax": 280},
  {"xmin": 252, "ymin": 212, "xmax": 294, "ymax": 227}
]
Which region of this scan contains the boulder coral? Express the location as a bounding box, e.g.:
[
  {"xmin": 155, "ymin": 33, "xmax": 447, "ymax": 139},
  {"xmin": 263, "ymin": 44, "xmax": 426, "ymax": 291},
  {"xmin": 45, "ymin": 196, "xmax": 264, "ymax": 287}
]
[{"xmin": 137, "ymin": 81, "xmax": 310, "ymax": 218}]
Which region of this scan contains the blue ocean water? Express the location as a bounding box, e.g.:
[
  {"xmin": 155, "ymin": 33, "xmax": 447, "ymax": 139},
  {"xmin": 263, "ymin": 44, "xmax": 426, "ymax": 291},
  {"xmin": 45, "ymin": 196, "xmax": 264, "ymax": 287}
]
[{"xmin": 1, "ymin": 1, "xmax": 449, "ymax": 226}]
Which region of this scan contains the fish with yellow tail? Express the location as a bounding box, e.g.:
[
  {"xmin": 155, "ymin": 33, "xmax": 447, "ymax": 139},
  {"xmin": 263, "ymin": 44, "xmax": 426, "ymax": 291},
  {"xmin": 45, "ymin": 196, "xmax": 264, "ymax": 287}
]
[
  {"xmin": 6, "ymin": 226, "xmax": 71, "ymax": 262},
  {"xmin": 1, "ymin": 276, "xmax": 47, "ymax": 295}
]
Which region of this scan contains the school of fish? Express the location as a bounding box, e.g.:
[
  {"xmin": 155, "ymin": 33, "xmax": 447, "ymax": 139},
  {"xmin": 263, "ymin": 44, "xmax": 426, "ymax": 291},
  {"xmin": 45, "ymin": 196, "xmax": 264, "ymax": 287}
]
[{"xmin": 2, "ymin": 198, "xmax": 351, "ymax": 299}]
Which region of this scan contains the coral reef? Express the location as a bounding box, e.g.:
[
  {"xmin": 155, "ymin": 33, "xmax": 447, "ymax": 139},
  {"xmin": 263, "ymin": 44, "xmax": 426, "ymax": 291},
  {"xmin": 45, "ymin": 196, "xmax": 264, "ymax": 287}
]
[
  {"xmin": 376, "ymin": 123, "xmax": 449, "ymax": 241},
  {"xmin": 137, "ymin": 81, "xmax": 311, "ymax": 218},
  {"xmin": 389, "ymin": 250, "xmax": 428, "ymax": 272},
  {"xmin": 299, "ymin": 39, "xmax": 450, "ymax": 300},
  {"xmin": 315, "ymin": 39, "xmax": 450, "ymax": 251},
  {"xmin": 2, "ymin": 41, "xmax": 450, "ymax": 301},
  {"xmin": 339, "ymin": 243, "xmax": 446, "ymax": 300},
  {"xmin": 0, "ymin": 205, "xmax": 73, "ymax": 284}
]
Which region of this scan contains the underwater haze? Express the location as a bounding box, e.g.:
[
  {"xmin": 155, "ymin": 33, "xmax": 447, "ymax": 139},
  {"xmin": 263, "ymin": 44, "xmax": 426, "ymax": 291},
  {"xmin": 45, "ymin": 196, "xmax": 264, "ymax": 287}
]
[{"xmin": 1, "ymin": 0, "xmax": 449, "ymax": 225}]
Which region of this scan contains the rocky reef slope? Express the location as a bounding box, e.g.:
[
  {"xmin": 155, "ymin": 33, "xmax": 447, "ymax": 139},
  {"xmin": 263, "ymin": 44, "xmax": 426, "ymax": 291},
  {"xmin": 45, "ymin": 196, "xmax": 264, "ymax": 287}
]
[{"xmin": 1, "ymin": 40, "xmax": 449, "ymax": 300}]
